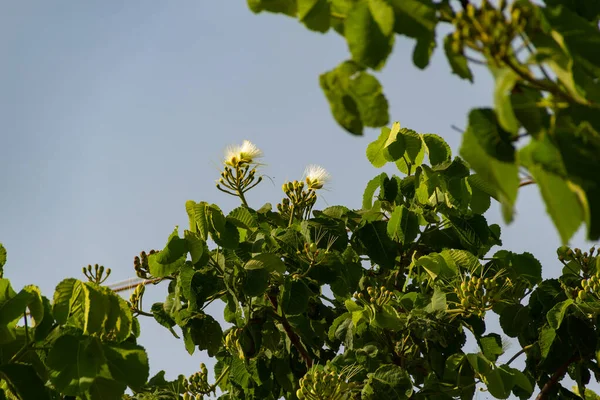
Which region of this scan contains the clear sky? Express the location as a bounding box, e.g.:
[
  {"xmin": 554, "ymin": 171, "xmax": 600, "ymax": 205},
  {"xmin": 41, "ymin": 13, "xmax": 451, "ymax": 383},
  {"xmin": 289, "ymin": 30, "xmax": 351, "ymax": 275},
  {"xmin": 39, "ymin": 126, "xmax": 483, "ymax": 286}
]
[{"xmin": 0, "ymin": 0, "xmax": 591, "ymax": 393}]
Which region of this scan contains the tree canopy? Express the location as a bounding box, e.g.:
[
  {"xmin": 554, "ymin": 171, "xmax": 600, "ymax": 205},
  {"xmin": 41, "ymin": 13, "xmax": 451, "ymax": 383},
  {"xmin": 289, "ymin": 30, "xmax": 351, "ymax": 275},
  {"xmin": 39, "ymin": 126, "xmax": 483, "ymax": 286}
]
[
  {"xmin": 2, "ymin": 0, "xmax": 600, "ymax": 399},
  {"xmin": 247, "ymin": 0, "xmax": 600, "ymax": 244}
]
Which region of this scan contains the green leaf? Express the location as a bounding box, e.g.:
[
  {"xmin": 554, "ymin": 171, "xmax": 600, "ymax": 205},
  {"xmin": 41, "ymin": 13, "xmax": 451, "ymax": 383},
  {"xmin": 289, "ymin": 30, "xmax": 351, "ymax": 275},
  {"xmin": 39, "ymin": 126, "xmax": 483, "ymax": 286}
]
[
  {"xmin": 412, "ymin": 34, "xmax": 436, "ymax": 69},
  {"xmin": 46, "ymin": 335, "xmax": 106, "ymax": 396},
  {"xmin": 386, "ymin": 205, "xmax": 419, "ymax": 244},
  {"xmin": 345, "ymin": 1, "xmax": 394, "ymax": 69},
  {"xmin": 366, "ymin": 123, "xmax": 406, "ymax": 167},
  {"xmin": 228, "ymin": 207, "xmax": 258, "ymax": 230},
  {"xmin": 468, "ymin": 175, "xmax": 492, "ymax": 214},
  {"xmin": 416, "ymin": 253, "xmax": 456, "ymax": 280},
  {"xmin": 493, "ymin": 250, "xmax": 542, "ymax": 286},
  {"xmin": 355, "ymin": 221, "xmax": 397, "ymax": 269},
  {"xmin": 478, "ymin": 334, "xmax": 504, "ymax": 362},
  {"xmin": 88, "ymin": 377, "xmax": 126, "ymax": 400},
  {"xmin": 422, "ymin": 133, "xmax": 451, "ymax": 167},
  {"xmin": 499, "ymin": 304, "xmax": 530, "ymax": 338},
  {"xmin": 484, "ymin": 367, "xmax": 512, "ymax": 399},
  {"xmin": 186, "ymin": 314, "xmax": 223, "ymax": 357},
  {"xmin": 373, "ymin": 304, "xmax": 402, "ymax": 330},
  {"xmin": 103, "ymin": 342, "xmax": 149, "ymax": 390},
  {"xmin": 511, "ymin": 367, "xmax": 533, "ymax": 396},
  {"xmin": 209, "ymin": 206, "xmax": 240, "ymax": 249},
  {"xmin": 320, "ymin": 60, "xmax": 389, "ymax": 135},
  {"xmin": 151, "ymin": 302, "xmax": 180, "ymax": 339},
  {"xmin": 547, "ymin": 299, "xmax": 573, "ymax": 329},
  {"xmin": 389, "ymin": 0, "xmax": 436, "ymax": 38},
  {"xmin": 52, "ymin": 278, "xmax": 79, "ymax": 325},
  {"xmin": 492, "ymin": 67, "xmax": 521, "ymax": 136},
  {"xmin": 297, "ymin": 0, "xmax": 330, "ymax": 32},
  {"xmin": 149, "ymin": 228, "xmax": 188, "ymax": 277},
  {"xmin": 245, "ymin": 253, "xmax": 286, "ymax": 273},
  {"xmin": 82, "ymin": 283, "xmax": 110, "ymax": 335},
  {"xmin": 459, "ymin": 109, "xmax": 519, "ymax": 222},
  {"xmin": 542, "ymin": 5, "xmax": 600, "ymax": 79},
  {"xmin": 184, "ymin": 230, "xmax": 207, "ymax": 265},
  {"xmin": 362, "ymin": 364, "xmax": 413, "ymax": 399},
  {"xmin": 520, "ymin": 140, "xmax": 585, "ymax": 243},
  {"xmin": 363, "ymin": 173, "xmax": 385, "ymax": 209},
  {"xmin": 443, "ymin": 34, "xmax": 473, "ymax": 82},
  {"xmin": 0, "ymin": 363, "xmax": 51, "ymax": 400},
  {"xmin": 367, "ymin": 0, "xmax": 395, "ymax": 37},
  {"xmin": 192, "ymin": 201, "xmax": 210, "ymax": 240},
  {"xmin": 426, "ymin": 286, "xmax": 446, "ymax": 312},
  {"xmin": 539, "ymin": 325, "xmax": 557, "ymax": 359},
  {"xmin": 247, "ymin": 0, "xmax": 297, "ymax": 16}
]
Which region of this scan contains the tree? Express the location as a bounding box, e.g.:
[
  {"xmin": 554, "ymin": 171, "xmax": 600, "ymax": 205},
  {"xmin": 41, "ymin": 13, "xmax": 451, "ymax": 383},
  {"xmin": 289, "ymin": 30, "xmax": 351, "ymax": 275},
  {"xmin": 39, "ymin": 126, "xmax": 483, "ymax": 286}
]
[
  {"xmin": 245, "ymin": 0, "xmax": 600, "ymax": 244},
  {"xmin": 1, "ymin": 133, "xmax": 600, "ymax": 399}
]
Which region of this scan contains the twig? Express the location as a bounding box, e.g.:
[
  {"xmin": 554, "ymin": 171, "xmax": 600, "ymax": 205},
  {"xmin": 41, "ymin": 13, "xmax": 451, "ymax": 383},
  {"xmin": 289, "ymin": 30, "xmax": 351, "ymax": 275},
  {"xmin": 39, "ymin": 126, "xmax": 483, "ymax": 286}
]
[
  {"xmin": 506, "ymin": 344, "xmax": 534, "ymax": 366},
  {"xmin": 536, "ymin": 355, "xmax": 580, "ymax": 400},
  {"xmin": 519, "ymin": 179, "xmax": 535, "ymax": 187},
  {"xmin": 267, "ymin": 293, "xmax": 313, "ymax": 368}
]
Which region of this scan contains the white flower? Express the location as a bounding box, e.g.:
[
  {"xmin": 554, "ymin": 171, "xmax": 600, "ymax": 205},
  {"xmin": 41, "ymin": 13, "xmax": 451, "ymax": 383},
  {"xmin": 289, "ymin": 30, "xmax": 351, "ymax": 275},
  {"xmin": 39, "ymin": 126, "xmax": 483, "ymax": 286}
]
[
  {"xmin": 224, "ymin": 140, "xmax": 263, "ymax": 167},
  {"xmin": 304, "ymin": 164, "xmax": 330, "ymax": 190}
]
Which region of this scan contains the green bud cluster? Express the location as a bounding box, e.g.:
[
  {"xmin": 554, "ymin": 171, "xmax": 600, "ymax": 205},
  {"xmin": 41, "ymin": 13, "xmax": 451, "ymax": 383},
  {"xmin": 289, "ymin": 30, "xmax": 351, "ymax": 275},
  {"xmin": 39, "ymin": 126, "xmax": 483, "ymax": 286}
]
[
  {"xmin": 216, "ymin": 164, "xmax": 263, "ymax": 201},
  {"xmin": 577, "ymin": 271, "xmax": 600, "ymax": 302},
  {"xmin": 277, "ymin": 180, "xmax": 318, "ymax": 223},
  {"xmin": 353, "ymin": 286, "xmax": 394, "ymax": 308},
  {"xmin": 83, "ymin": 263, "xmax": 111, "ymax": 285},
  {"xmin": 182, "ymin": 363, "xmax": 211, "ymax": 399},
  {"xmin": 133, "ymin": 250, "xmax": 156, "ymax": 279},
  {"xmin": 128, "ymin": 283, "xmax": 146, "ymax": 313},
  {"xmin": 558, "ymin": 245, "xmax": 599, "ymax": 275},
  {"xmin": 454, "ymin": 275, "xmax": 504, "ymax": 317},
  {"xmin": 296, "ymin": 368, "xmax": 356, "ymax": 400},
  {"xmin": 450, "ymin": 0, "xmax": 530, "ymax": 61}
]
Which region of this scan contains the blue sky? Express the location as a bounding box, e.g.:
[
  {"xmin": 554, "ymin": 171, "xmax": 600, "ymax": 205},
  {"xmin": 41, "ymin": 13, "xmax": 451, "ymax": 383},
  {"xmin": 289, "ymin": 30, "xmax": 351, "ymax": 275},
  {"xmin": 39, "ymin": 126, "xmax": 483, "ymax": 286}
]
[{"xmin": 0, "ymin": 0, "xmax": 591, "ymax": 390}]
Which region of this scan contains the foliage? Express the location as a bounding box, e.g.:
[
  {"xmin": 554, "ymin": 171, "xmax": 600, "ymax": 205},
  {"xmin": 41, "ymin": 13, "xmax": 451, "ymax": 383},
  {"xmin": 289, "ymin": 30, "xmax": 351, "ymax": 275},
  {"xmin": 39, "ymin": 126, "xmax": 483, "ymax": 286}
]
[
  {"xmin": 246, "ymin": 0, "xmax": 600, "ymax": 244},
  {"xmin": 3, "ymin": 133, "xmax": 600, "ymax": 399}
]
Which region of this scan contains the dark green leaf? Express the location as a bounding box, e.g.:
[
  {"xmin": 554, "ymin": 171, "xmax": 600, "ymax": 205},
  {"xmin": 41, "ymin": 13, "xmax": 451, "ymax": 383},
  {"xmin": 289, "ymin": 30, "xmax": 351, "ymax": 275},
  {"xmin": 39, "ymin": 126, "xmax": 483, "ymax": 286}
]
[
  {"xmin": 46, "ymin": 335, "xmax": 106, "ymax": 396},
  {"xmin": 281, "ymin": 279, "xmax": 310, "ymax": 315},
  {"xmin": 354, "ymin": 221, "xmax": 397, "ymax": 269},
  {"xmin": 362, "ymin": 364, "xmax": 413, "ymax": 399},
  {"xmin": 247, "ymin": 0, "xmax": 297, "ymax": 16},
  {"xmin": 0, "ymin": 363, "xmax": 51, "ymax": 400},
  {"xmin": 103, "ymin": 342, "xmax": 149, "ymax": 390},
  {"xmin": 422, "ymin": 133, "xmax": 451, "ymax": 167},
  {"xmin": 151, "ymin": 302, "xmax": 180, "ymax": 339},
  {"xmin": 243, "ymin": 268, "xmax": 270, "ymax": 297},
  {"xmin": 395, "ymin": 128, "xmax": 424, "ymax": 174},
  {"xmin": 386, "ymin": 205, "xmax": 419, "ymax": 244},
  {"xmin": 298, "ymin": 0, "xmax": 330, "ymax": 32}
]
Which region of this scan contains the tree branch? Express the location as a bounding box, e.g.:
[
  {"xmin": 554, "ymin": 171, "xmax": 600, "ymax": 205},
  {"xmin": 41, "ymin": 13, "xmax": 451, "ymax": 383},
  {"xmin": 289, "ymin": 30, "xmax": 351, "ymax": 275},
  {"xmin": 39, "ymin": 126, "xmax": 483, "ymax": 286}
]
[
  {"xmin": 536, "ymin": 355, "xmax": 580, "ymax": 400},
  {"xmin": 267, "ymin": 293, "xmax": 313, "ymax": 368}
]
